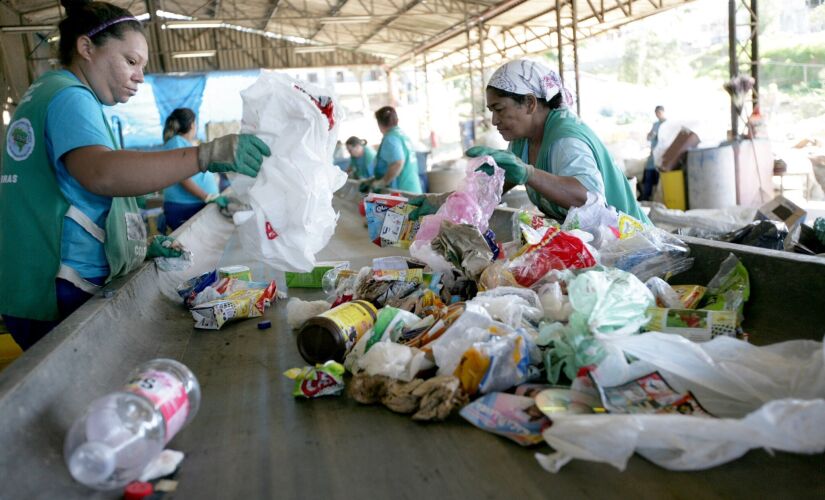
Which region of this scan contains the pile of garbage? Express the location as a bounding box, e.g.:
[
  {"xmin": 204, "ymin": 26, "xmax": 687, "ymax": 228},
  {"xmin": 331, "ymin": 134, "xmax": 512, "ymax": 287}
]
[{"xmin": 283, "ymin": 155, "xmax": 825, "ymax": 472}]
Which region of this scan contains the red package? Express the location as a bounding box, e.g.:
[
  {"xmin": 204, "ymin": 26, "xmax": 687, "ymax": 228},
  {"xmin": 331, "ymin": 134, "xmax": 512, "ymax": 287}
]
[{"xmin": 510, "ymin": 229, "xmax": 596, "ymax": 287}]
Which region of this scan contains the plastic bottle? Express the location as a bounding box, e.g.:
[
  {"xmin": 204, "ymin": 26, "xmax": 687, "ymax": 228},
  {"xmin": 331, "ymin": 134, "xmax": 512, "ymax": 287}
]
[{"xmin": 64, "ymin": 359, "xmax": 201, "ymax": 490}]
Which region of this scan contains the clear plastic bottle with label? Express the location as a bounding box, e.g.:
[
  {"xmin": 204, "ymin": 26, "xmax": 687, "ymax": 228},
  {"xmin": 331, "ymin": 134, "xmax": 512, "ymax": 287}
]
[{"xmin": 64, "ymin": 359, "xmax": 201, "ymax": 490}]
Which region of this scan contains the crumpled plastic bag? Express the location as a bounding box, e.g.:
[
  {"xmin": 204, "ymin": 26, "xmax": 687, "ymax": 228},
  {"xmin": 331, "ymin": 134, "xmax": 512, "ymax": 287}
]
[
  {"xmin": 455, "ymin": 329, "xmax": 540, "ymax": 395},
  {"xmin": 599, "ymin": 226, "xmax": 693, "ymax": 282},
  {"xmin": 472, "ymin": 286, "xmax": 544, "ymax": 328},
  {"xmin": 567, "ymin": 267, "xmax": 654, "ymax": 338},
  {"xmin": 562, "ymin": 192, "xmax": 620, "ymax": 249},
  {"xmin": 508, "ymin": 228, "xmax": 597, "ymax": 287},
  {"xmin": 540, "ymin": 268, "xmax": 654, "ymax": 383},
  {"xmin": 232, "ymin": 72, "xmax": 347, "ymax": 271},
  {"xmin": 414, "ymin": 156, "xmax": 505, "ymax": 243},
  {"xmin": 537, "ymin": 333, "xmax": 825, "ymax": 472}
]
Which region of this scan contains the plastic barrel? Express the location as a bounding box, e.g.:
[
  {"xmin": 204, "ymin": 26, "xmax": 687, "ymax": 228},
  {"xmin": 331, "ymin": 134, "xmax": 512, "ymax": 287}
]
[{"xmin": 686, "ymin": 145, "xmax": 737, "ymax": 209}]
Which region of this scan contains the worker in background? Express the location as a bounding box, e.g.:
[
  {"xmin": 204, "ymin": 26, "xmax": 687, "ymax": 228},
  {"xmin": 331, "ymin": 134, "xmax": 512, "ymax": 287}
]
[
  {"xmin": 641, "ymin": 105, "xmax": 666, "ymax": 201},
  {"xmin": 0, "ymin": 0, "xmax": 270, "ymax": 350},
  {"xmin": 161, "ymin": 108, "xmax": 227, "ymax": 231},
  {"xmin": 370, "ymin": 106, "xmax": 423, "ymax": 194},
  {"xmin": 345, "ymin": 136, "xmax": 376, "ymax": 180},
  {"xmin": 466, "ymin": 59, "xmax": 650, "ymax": 224}
]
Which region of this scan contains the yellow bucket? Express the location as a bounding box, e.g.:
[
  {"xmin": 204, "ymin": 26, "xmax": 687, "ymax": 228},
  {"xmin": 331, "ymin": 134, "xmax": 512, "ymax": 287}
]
[
  {"xmin": 661, "ymin": 170, "xmax": 687, "ymax": 210},
  {"xmin": 0, "ymin": 334, "xmax": 23, "ymax": 372}
]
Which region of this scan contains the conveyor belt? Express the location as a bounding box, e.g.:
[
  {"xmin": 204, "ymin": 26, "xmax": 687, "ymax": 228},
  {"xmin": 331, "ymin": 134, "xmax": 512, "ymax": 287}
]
[{"xmin": 0, "ymin": 187, "xmax": 822, "ymax": 498}]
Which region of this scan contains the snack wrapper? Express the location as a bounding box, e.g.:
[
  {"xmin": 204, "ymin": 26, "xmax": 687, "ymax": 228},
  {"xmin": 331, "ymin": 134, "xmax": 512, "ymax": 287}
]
[
  {"xmin": 365, "ymin": 193, "xmax": 408, "ymax": 246},
  {"xmin": 190, "ymin": 280, "xmax": 277, "ymax": 330},
  {"xmin": 643, "ymin": 307, "xmax": 737, "ymax": 342},
  {"xmin": 459, "ymin": 392, "xmax": 550, "ymax": 446},
  {"xmin": 672, "ymin": 285, "xmax": 706, "ymax": 309},
  {"xmin": 284, "ymin": 361, "xmax": 345, "ymax": 398}
]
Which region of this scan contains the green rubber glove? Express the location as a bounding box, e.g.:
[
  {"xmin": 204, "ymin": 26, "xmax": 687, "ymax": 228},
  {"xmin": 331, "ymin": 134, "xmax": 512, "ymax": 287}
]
[
  {"xmin": 146, "ymin": 235, "xmax": 183, "ymax": 259},
  {"xmin": 466, "ymin": 145, "xmax": 534, "ymax": 185},
  {"xmin": 205, "ymin": 193, "xmax": 229, "ymax": 208},
  {"xmin": 407, "ymin": 192, "xmax": 451, "ymax": 220},
  {"xmin": 197, "ymin": 134, "xmax": 271, "ymax": 177},
  {"xmin": 358, "ymin": 178, "xmax": 374, "ymax": 193}
]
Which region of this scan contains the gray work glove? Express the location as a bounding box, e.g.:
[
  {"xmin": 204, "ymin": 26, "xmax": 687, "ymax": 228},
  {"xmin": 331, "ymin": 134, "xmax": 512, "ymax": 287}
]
[{"xmin": 197, "ymin": 134, "xmax": 271, "ymax": 177}]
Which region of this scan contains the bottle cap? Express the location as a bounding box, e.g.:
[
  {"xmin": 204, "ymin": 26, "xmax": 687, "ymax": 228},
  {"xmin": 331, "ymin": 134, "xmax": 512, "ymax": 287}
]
[{"xmin": 124, "ymin": 481, "xmax": 154, "ymax": 500}]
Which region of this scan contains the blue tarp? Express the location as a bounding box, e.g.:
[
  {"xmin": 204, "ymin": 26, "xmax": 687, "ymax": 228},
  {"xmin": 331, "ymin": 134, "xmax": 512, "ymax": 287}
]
[
  {"xmin": 147, "ymin": 73, "xmax": 207, "ymax": 137},
  {"xmin": 104, "ymin": 70, "xmax": 261, "ymax": 150}
]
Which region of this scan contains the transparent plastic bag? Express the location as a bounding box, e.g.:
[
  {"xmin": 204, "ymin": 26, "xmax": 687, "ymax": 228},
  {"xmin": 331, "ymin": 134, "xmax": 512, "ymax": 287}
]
[
  {"xmin": 538, "ymin": 334, "xmax": 825, "ymax": 472},
  {"xmin": 599, "ymin": 227, "xmax": 693, "ymax": 282},
  {"xmin": 562, "ymin": 192, "xmax": 620, "ymax": 249},
  {"xmin": 414, "ymin": 156, "xmax": 505, "ymax": 244}
]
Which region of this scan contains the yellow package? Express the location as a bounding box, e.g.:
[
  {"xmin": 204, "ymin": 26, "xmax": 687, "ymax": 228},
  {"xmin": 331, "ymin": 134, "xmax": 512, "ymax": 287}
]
[
  {"xmin": 672, "ymin": 285, "xmax": 706, "ymax": 309},
  {"xmin": 191, "ymin": 289, "xmax": 266, "ymax": 330}
]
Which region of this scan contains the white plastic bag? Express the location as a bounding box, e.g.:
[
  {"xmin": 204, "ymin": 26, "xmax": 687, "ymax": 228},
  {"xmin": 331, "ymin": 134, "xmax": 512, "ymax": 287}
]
[
  {"xmin": 233, "ymin": 72, "xmax": 347, "ymax": 271},
  {"xmin": 537, "ymin": 334, "xmax": 825, "ymax": 472}
]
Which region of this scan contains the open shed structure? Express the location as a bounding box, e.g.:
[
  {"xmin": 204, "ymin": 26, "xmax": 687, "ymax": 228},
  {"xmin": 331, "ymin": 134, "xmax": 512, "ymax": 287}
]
[{"xmin": 1, "ymin": 0, "xmax": 760, "ymax": 134}]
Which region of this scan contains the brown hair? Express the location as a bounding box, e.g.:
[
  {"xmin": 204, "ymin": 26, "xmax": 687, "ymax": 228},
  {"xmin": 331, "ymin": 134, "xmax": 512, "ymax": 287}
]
[
  {"xmin": 374, "ymin": 106, "xmax": 398, "ymax": 128},
  {"xmin": 58, "ymin": 0, "xmax": 144, "ymax": 66},
  {"xmin": 163, "ymin": 108, "xmax": 196, "ymax": 142},
  {"xmin": 345, "ymin": 136, "xmax": 366, "ymax": 147}
]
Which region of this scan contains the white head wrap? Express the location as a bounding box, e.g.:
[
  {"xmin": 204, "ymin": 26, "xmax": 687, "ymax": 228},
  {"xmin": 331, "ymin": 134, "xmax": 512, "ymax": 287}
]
[{"xmin": 487, "ymin": 59, "xmax": 575, "ymax": 108}]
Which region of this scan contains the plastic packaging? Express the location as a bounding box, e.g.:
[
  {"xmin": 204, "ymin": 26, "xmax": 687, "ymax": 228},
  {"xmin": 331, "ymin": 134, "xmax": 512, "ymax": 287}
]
[
  {"xmin": 645, "ymin": 277, "xmax": 683, "ymax": 309},
  {"xmin": 508, "ymin": 228, "xmax": 597, "ymax": 287},
  {"xmin": 232, "ymin": 72, "xmax": 347, "ymax": 272},
  {"xmin": 64, "ymin": 359, "xmax": 200, "ymax": 490},
  {"xmin": 598, "ymin": 226, "xmax": 693, "ymax": 282},
  {"xmin": 700, "ymin": 253, "xmax": 750, "ymax": 322},
  {"xmin": 283, "ymin": 361, "xmax": 346, "ymax": 398},
  {"xmin": 561, "ymin": 193, "xmax": 620, "ymax": 249},
  {"xmin": 414, "ymin": 156, "xmax": 505, "ymax": 244},
  {"xmin": 460, "ymin": 393, "xmax": 550, "ymax": 446},
  {"xmin": 538, "ymin": 333, "xmax": 825, "ymax": 472},
  {"xmin": 644, "ymin": 307, "xmax": 737, "ymax": 342}
]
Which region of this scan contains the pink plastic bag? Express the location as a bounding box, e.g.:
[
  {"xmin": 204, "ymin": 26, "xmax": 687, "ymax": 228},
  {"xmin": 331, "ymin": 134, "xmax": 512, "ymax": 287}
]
[{"xmin": 414, "ymin": 157, "xmax": 505, "ymax": 243}]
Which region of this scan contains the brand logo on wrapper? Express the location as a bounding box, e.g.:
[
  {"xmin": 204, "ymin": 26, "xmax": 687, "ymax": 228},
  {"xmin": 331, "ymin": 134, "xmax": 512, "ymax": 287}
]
[
  {"xmin": 300, "ymin": 371, "xmax": 339, "ymax": 397},
  {"xmin": 265, "ymin": 221, "xmax": 279, "ymax": 240},
  {"xmin": 6, "ymin": 118, "xmax": 35, "ymax": 161}
]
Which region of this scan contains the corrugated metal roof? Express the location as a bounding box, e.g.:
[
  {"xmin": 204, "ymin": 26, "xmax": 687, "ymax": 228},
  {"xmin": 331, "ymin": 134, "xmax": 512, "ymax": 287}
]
[{"xmin": 2, "ymin": 0, "xmax": 696, "ymax": 73}]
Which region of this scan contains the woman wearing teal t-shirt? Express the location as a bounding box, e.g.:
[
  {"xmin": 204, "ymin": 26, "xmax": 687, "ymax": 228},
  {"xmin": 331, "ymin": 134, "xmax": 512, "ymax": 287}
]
[
  {"xmin": 466, "ymin": 59, "xmax": 649, "ymax": 224},
  {"xmin": 345, "ymin": 136, "xmax": 375, "ymax": 179},
  {"xmin": 0, "ymin": 0, "xmax": 270, "ymax": 350},
  {"xmin": 161, "ymin": 108, "xmax": 225, "ymax": 230},
  {"xmin": 370, "ymin": 106, "xmax": 422, "ymax": 194}
]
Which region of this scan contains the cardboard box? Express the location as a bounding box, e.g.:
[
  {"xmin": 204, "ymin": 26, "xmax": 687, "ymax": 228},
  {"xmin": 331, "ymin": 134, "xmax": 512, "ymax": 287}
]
[
  {"xmin": 755, "ymin": 195, "xmax": 806, "ymax": 231},
  {"xmin": 660, "ymin": 128, "xmax": 701, "ymax": 172}
]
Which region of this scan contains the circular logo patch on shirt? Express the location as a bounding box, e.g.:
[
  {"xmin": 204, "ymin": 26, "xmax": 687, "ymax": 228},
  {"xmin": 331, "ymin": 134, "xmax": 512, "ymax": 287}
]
[{"xmin": 6, "ymin": 118, "xmax": 35, "ymax": 161}]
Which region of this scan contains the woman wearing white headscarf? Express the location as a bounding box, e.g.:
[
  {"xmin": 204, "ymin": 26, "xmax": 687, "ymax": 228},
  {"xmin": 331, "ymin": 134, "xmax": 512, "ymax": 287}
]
[{"xmin": 467, "ymin": 59, "xmax": 649, "ymax": 223}]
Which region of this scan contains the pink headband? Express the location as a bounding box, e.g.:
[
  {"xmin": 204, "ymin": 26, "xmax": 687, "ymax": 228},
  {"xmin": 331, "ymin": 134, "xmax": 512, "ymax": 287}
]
[{"xmin": 86, "ymin": 16, "xmax": 137, "ymax": 37}]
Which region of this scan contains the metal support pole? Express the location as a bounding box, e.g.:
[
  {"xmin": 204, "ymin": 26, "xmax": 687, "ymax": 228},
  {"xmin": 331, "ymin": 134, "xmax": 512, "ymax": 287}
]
[
  {"xmin": 728, "ymin": 0, "xmax": 738, "ymax": 139},
  {"xmin": 751, "ymin": 0, "xmax": 759, "ymax": 110},
  {"xmin": 466, "ymin": 23, "xmax": 476, "ymax": 143},
  {"xmin": 556, "ymin": 0, "xmax": 564, "ymax": 83},
  {"xmin": 478, "ymin": 23, "xmax": 485, "ymax": 95},
  {"xmin": 571, "ymin": 0, "xmax": 580, "ymax": 115}
]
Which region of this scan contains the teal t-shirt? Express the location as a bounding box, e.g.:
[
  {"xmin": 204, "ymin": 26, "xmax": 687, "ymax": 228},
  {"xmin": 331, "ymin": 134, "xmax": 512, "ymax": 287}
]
[
  {"xmin": 349, "ymin": 146, "xmax": 376, "ymax": 179},
  {"xmin": 162, "ymin": 135, "xmax": 218, "ymax": 204},
  {"xmin": 47, "ymin": 70, "xmax": 115, "ymax": 279},
  {"xmin": 375, "ymin": 128, "xmax": 422, "ymax": 194}
]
